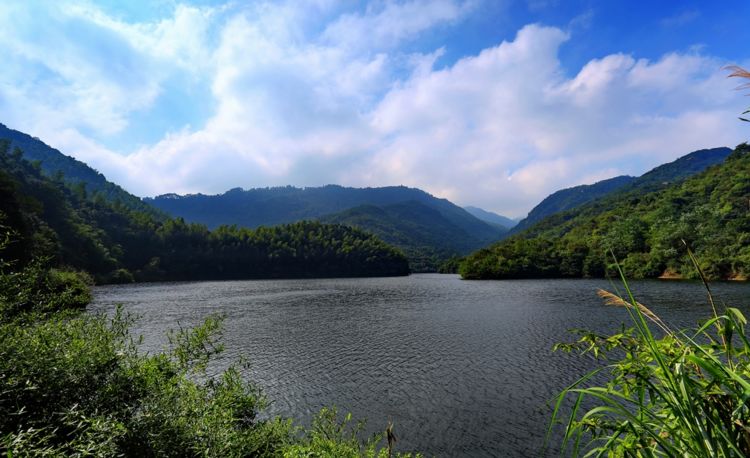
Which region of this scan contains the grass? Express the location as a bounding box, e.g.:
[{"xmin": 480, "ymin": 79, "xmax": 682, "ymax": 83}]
[{"xmin": 548, "ymin": 247, "xmax": 750, "ymax": 456}]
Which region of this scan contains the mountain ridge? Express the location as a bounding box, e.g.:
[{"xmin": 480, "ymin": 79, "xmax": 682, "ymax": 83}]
[
  {"xmin": 463, "ymin": 206, "xmax": 517, "ymax": 229},
  {"xmin": 510, "ymin": 147, "xmax": 732, "ymax": 235},
  {"xmin": 146, "ymin": 184, "xmax": 506, "ymax": 271},
  {"xmin": 460, "ymin": 144, "xmax": 748, "ymax": 280},
  {"xmin": 0, "ymin": 123, "xmax": 162, "ymax": 217}
]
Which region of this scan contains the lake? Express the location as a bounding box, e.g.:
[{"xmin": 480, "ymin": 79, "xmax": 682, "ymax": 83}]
[{"xmin": 89, "ymin": 274, "xmax": 750, "ymax": 457}]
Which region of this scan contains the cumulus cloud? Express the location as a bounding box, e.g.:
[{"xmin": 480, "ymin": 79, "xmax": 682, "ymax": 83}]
[{"xmin": 0, "ymin": 1, "xmax": 746, "ymax": 218}]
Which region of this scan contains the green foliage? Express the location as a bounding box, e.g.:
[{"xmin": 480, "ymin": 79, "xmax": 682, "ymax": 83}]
[
  {"xmin": 147, "ymin": 185, "xmax": 504, "ymax": 272},
  {"xmin": 0, "ymin": 260, "xmax": 92, "ymax": 320},
  {"xmin": 146, "ymin": 185, "xmax": 501, "ymax": 245},
  {"xmin": 283, "ymin": 409, "xmax": 419, "ymax": 458},
  {"xmin": 437, "ymin": 256, "xmax": 463, "ymax": 274},
  {"xmin": 512, "ymin": 147, "xmax": 732, "ymax": 235},
  {"xmin": 322, "ymin": 202, "xmax": 494, "ymax": 272},
  {"xmin": 0, "ymin": 307, "xmax": 294, "ymax": 456},
  {"xmin": 0, "ymin": 142, "xmax": 409, "ymax": 282},
  {"xmin": 462, "ymin": 144, "xmax": 750, "ymax": 280},
  {"xmin": 0, "ymin": 123, "xmax": 164, "ymax": 218},
  {"xmin": 513, "ymin": 175, "xmax": 636, "ymax": 233},
  {"xmin": 549, "ymin": 258, "xmax": 750, "ymax": 456}
]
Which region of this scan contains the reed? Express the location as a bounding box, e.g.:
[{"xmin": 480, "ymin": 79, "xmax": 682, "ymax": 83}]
[{"xmin": 548, "ymin": 249, "xmax": 750, "ymax": 457}]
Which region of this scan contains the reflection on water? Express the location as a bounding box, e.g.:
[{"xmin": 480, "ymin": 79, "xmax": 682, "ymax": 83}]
[{"xmin": 89, "ymin": 274, "xmax": 750, "ymax": 457}]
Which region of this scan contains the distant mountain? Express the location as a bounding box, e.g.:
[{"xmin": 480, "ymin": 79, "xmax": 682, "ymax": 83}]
[
  {"xmin": 630, "ymin": 147, "xmax": 733, "ymax": 189},
  {"xmin": 323, "ymin": 201, "xmax": 493, "ymax": 271},
  {"xmin": 512, "ymin": 176, "xmax": 636, "ymax": 233},
  {"xmin": 0, "ymin": 123, "xmax": 161, "ymax": 217},
  {"xmin": 511, "ymin": 147, "xmax": 732, "ymax": 234},
  {"xmin": 464, "ymin": 206, "xmax": 517, "ymax": 229},
  {"xmin": 461, "ymin": 145, "xmax": 745, "ymax": 280},
  {"xmin": 147, "ymin": 185, "xmax": 505, "ymax": 271}
]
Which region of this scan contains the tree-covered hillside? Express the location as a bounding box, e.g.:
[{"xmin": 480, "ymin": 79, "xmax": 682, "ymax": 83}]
[
  {"xmin": 511, "ymin": 147, "xmax": 731, "ymax": 234},
  {"xmin": 512, "ymin": 175, "xmax": 635, "ymax": 233},
  {"xmin": 147, "ymin": 184, "xmax": 505, "ymax": 271},
  {"xmin": 0, "ymin": 140, "xmax": 409, "ymax": 282},
  {"xmin": 322, "ymin": 201, "xmax": 491, "ymax": 272},
  {"xmin": 0, "ymin": 123, "xmax": 162, "ymax": 217},
  {"xmin": 148, "ymin": 185, "xmax": 501, "ymax": 238},
  {"xmin": 461, "ymin": 144, "xmax": 750, "ymax": 280},
  {"xmin": 463, "ymin": 206, "xmax": 517, "ymax": 230}
]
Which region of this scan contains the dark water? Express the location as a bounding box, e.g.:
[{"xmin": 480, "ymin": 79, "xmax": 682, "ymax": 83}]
[{"xmin": 89, "ymin": 275, "xmax": 750, "ymax": 457}]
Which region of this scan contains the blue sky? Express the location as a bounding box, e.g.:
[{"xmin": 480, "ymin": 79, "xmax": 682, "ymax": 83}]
[{"xmin": 0, "ymin": 0, "xmax": 748, "ymax": 216}]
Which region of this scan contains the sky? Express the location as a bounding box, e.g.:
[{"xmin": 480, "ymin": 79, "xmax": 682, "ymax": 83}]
[{"xmin": 1, "ymin": 0, "xmax": 749, "ymax": 217}]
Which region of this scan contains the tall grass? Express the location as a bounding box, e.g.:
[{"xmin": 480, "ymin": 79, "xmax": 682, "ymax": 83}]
[{"xmin": 549, "ymin": 248, "xmax": 750, "ymax": 456}]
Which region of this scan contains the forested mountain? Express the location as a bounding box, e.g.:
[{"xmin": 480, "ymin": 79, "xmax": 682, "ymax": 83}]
[
  {"xmin": 322, "ymin": 201, "xmax": 491, "ymax": 271},
  {"xmin": 147, "ymin": 185, "xmax": 505, "ymax": 271},
  {"xmin": 511, "ymin": 147, "xmax": 731, "ymax": 234},
  {"xmin": 147, "ymin": 185, "xmax": 500, "ymax": 238},
  {"xmin": 0, "ymin": 123, "xmax": 162, "ymax": 217},
  {"xmin": 463, "ymin": 206, "xmax": 517, "ymax": 229},
  {"xmin": 461, "ymin": 144, "xmax": 750, "ymax": 280},
  {"xmin": 0, "ymin": 140, "xmax": 409, "ymax": 282},
  {"xmin": 512, "ymin": 176, "xmax": 636, "ymax": 233},
  {"xmin": 632, "ymin": 147, "xmax": 732, "ymax": 189}
]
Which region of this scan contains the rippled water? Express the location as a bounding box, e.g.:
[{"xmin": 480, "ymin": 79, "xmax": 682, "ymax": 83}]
[{"xmin": 89, "ymin": 275, "xmax": 750, "ymax": 457}]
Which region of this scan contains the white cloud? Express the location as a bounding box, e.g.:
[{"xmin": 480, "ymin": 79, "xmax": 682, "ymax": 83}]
[
  {"xmin": 322, "ymin": 0, "xmax": 475, "ymax": 51},
  {"xmin": 0, "ymin": 1, "xmax": 747, "ymax": 219}
]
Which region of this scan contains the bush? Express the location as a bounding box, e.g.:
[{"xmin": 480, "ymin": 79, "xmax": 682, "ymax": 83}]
[
  {"xmin": 0, "ymin": 310, "xmax": 293, "ymax": 456},
  {"xmin": 549, "ymin": 257, "xmax": 750, "ymax": 456},
  {"xmin": 283, "ymin": 408, "xmax": 417, "ymax": 458},
  {"xmin": 0, "ymin": 260, "xmax": 92, "ymax": 321}
]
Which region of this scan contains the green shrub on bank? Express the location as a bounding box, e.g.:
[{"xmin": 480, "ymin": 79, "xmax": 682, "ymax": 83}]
[
  {"xmin": 549, "ymin": 255, "xmax": 750, "ymax": 456},
  {"xmin": 0, "ymin": 247, "xmax": 418, "ymax": 457},
  {"xmin": 284, "ymin": 408, "xmax": 414, "ymax": 458},
  {"xmin": 0, "ymin": 309, "xmax": 293, "ymax": 456},
  {"xmin": 0, "ymin": 260, "xmax": 92, "ymax": 320}
]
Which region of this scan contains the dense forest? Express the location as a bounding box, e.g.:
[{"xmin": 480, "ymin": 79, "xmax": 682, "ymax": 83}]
[
  {"xmin": 510, "ymin": 147, "xmax": 731, "ymax": 234},
  {"xmin": 321, "ymin": 201, "xmax": 491, "ymax": 271},
  {"xmin": 0, "ymin": 123, "xmax": 163, "ymax": 217},
  {"xmin": 461, "ymin": 144, "xmax": 750, "ymax": 280},
  {"xmin": 0, "ymin": 140, "xmax": 409, "ymax": 282},
  {"xmin": 147, "ymin": 184, "xmax": 506, "ymax": 271}
]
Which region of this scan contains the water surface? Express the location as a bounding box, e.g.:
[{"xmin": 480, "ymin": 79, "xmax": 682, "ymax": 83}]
[{"xmin": 89, "ymin": 275, "xmax": 750, "ymax": 457}]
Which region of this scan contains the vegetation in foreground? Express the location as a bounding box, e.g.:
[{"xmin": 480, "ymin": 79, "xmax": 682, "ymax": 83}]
[
  {"xmin": 549, "ymin": 254, "xmax": 750, "ymax": 456},
  {"xmin": 0, "ymin": 232, "xmax": 417, "ymax": 457},
  {"xmin": 461, "ymin": 143, "xmax": 750, "ymax": 281}
]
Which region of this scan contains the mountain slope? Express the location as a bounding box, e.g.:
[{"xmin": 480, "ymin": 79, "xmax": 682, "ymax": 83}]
[
  {"xmin": 148, "ymin": 185, "xmax": 500, "ymax": 238},
  {"xmin": 461, "ymin": 144, "xmax": 749, "ymax": 280},
  {"xmin": 322, "ymin": 201, "xmax": 489, "ymax": 271},
  {"xmin": 512, "ymin": 175, "xmax": 636, "ymax": 233},
  {"xmin": 633, "ymin": 147, "xmax": 733, "ymax": 189},
  {"xmin": 0, "ymin": 140, "xmax": 409, "ymax": 281},
  {"xmin": 463, "ymin": 206, "xmax": 517, "ymax": 229},
  {"xmin": 511, "ymin": 147, "xmax": 732, "ymax": 234},
  {"xmin": 147, "ymin": 185, "xmax": 505, "ymax": 270},
  {"xmin": 0, "ymin": 123, "xmax": 161, "ymax": 217}
]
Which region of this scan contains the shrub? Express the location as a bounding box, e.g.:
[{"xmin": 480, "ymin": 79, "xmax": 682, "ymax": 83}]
[
  {"xmin": 549, "ymin": 253, "xmax": 750, "ymax": 456},
  {"xmin": 0, "ymin": 309, "xmax": 293, "ymax": 456}
]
